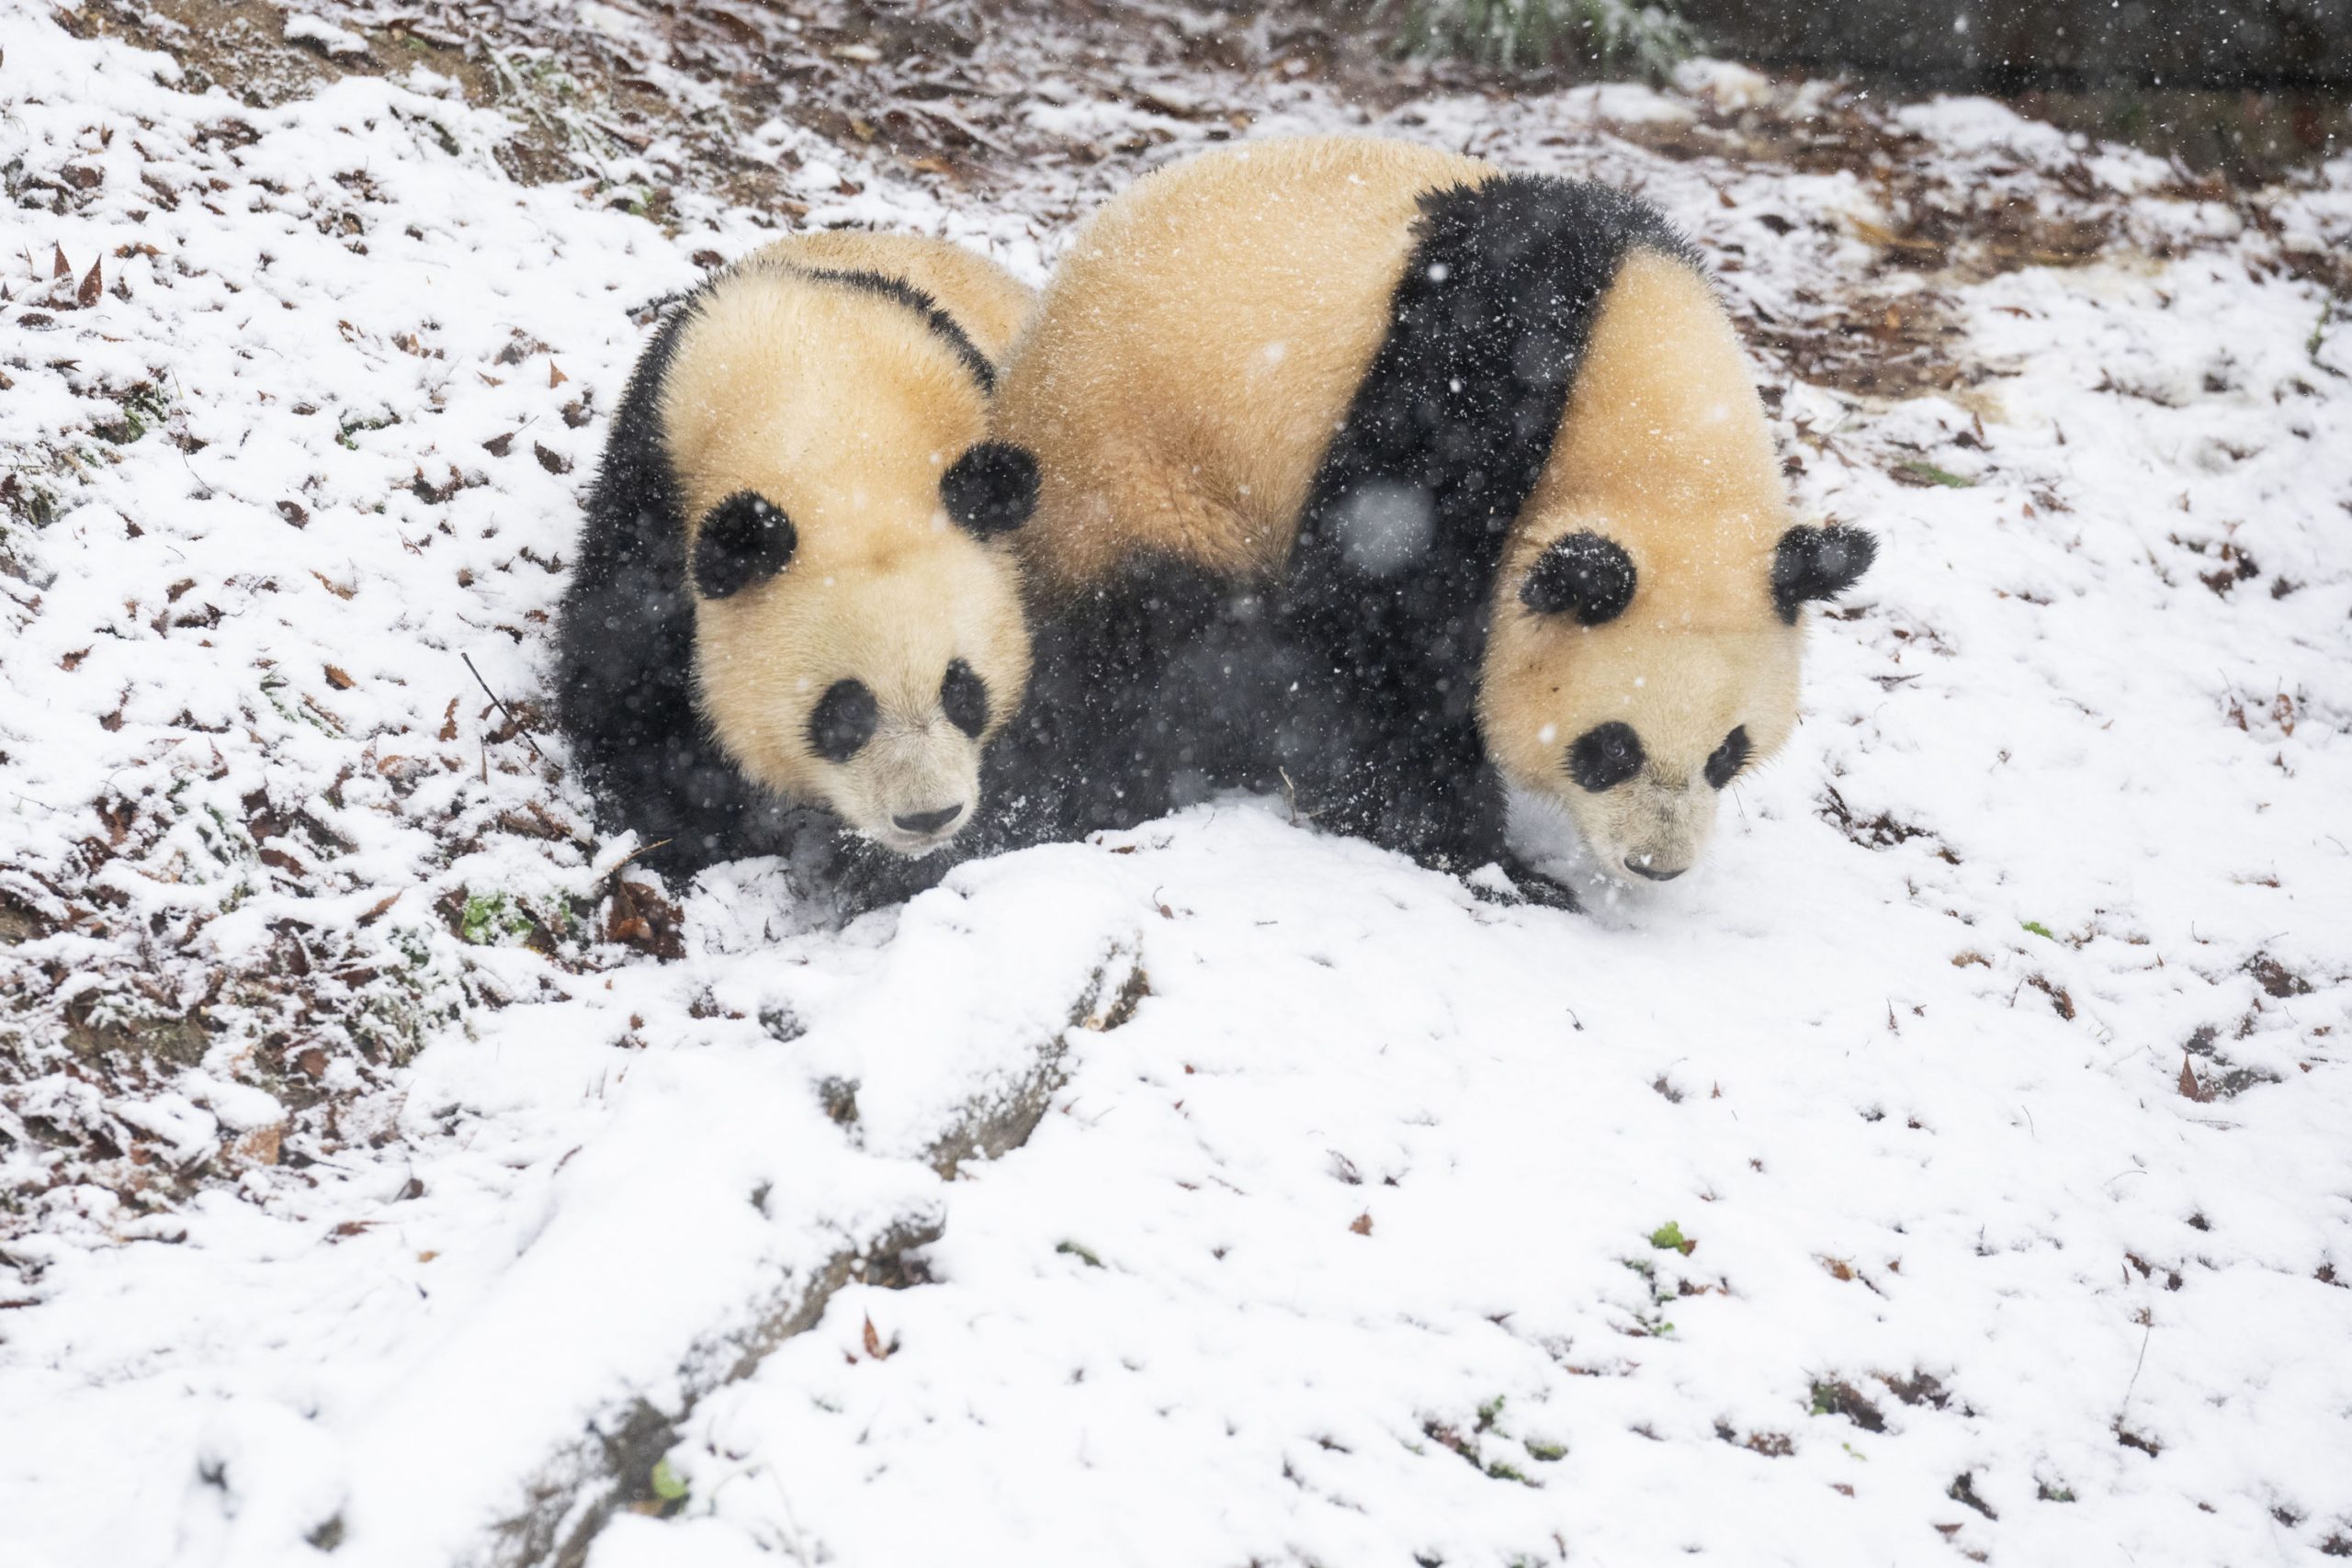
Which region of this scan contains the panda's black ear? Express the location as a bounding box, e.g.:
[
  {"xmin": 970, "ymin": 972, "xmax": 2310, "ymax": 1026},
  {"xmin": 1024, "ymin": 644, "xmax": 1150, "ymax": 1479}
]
[
  {"xmin": 941, "ymin": 441, "xmax": 1038, "ymax": 536},
  {"xmin": 1521, "ymin": 531, "xmax": 1636, "ymax": 626},
  {"xmin": 693, "ymin": 491, "xmax": 797, "ymax": 600},
  {"xmin": 1771, "ymin": 524, "xmax": 1877, "ymax": 624}
]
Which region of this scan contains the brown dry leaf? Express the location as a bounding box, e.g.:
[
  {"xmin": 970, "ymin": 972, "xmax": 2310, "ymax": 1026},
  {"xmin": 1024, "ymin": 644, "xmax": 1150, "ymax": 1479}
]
[
  {"xmin": 438, "ymin": 696, "xmax": 459, "ymax": 742},
  {"xmin": 310, "ymin": 570, "xmax": 356, "ymax": 600},
  {"xmin": 2178, "ymin": 1057, "xmax": 2211, "ymax": 1103},
  {"xmin": 77, "ymin": 259, "xmax": 102, "ymax": 309},
  {"xmin": 233, "ymin": 1124, "xmax": 283, "ymax": 1166},
  {"xmin": 605, "ymin": 877, "xmax": 684, "ymax": 960},
  {"xmin": 1820, "ymin": 1256, "xmax": 1856, "ymax": 1282},
  {"xmin": 51, "ymin": 244, "xmax": 70, "ymax": 279},
  {"xmin": 324, "ymin": 664, "xmax": 355, "ymax": 691},
  {"xmin": 60, "ymin": 648, "xmax": 89, "ymax": 671},
  {"xmin": 862, "ymin": 1314, "xmax": 889, "ymax": 1360},
  {"xmin": 548, "ymin": 359, "xmax": 568, "ymax": 388},
  {"xmin": 357, "ymin": 891, "xmax": 401, "ymax": 925},
  {"xmin": 1349, "ymin": 1212, "xmax": 1373, "ymax": 1236},
  {"xmin": 534, "ymin": 441, "xmax": 572, "ymax": 476}
]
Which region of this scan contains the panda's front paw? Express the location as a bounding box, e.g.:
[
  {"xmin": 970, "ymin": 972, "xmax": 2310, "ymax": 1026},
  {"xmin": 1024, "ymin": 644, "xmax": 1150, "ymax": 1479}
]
[
  {"xmin": 1464, "ymin": 859, "xmax": 1583, "ymax": 913},
  {"xmin": 820, "ymin": 837, "xmax": 956, "ymax": 919}
]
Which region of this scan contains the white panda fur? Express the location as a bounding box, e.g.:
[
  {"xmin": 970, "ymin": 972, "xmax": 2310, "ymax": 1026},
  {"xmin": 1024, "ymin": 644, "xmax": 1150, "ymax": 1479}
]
[
  {"xmin": 556, "ymin": 232, "xmax": 1041, "ymax": 880},
  {"xmin": 988, "ymin": 136, "xmax": 1873, "ymax": 899}
]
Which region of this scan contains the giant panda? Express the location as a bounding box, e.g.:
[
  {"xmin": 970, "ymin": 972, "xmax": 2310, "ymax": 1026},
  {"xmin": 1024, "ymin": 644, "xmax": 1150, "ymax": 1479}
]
[
  {"xmin": 556, "ymin": 232, "xmax": 1043, "ymax": 889},
  {"xmin": 986, "ymin": 136, "xmax": 1874, "ymax": 903}
]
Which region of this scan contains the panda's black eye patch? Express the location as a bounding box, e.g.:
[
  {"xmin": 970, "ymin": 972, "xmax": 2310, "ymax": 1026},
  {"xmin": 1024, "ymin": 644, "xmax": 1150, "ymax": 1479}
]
[
  {"xmin": 1704, "ymin": 726, "xmax": 1751, "ymax": 789},
  {"xmin": 941, "ymin": 658, "xmax": 989, "ymax": 738},
  {"xmin": 1521, "ymin": 531, "xmax": 1636, "ymax": 626},
  {"xmin": 693, "ymin": 491, "xmax": 797, "ymax": 600},
  {"xmin": 808, "ymin": 679, "xmax": 878, "ymax": 762},
  {"xmin": 941, "ymin": 441, "xmax": 1039, "ymax": 536},
  {"xmin": 1567, "ymin": 721, "xmax": 1645, "ymax": 793}
]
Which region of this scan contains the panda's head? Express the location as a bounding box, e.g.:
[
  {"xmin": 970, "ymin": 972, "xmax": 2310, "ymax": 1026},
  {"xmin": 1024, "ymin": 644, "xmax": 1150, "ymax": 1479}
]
[
  {"xmin": 687, "ymin": 441, "xmax": 1039, "ymax": 857},
  {"xmin": 1482, "ymin": 520, "xmax": 1874, "ymax": 885}
]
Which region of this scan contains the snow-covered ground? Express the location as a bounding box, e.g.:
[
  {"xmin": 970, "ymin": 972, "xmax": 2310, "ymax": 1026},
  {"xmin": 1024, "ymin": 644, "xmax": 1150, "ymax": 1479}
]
[{"xmin": 4, "ymin": 6, "xmax": 2349, "ymax": 1564}]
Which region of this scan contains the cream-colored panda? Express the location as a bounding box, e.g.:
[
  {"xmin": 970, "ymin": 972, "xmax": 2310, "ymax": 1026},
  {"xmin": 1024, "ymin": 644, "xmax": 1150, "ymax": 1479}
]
[
  {"xmin": 557, "ymin": 232, "xmax": 1041, "ymax": 877},
  {"xmin": 989, "ymin": 136, "xmax": 1871, "ymax": 899}
]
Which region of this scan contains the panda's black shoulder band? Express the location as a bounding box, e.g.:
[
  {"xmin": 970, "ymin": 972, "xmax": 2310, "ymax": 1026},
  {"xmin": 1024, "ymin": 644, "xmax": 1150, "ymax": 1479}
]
[{"xmin": 693, "ymin": 491, "xmax": 797, "ymax": 598}]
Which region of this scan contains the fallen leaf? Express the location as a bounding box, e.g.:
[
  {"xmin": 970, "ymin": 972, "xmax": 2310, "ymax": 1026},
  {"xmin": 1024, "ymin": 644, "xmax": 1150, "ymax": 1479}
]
[
  {"xmin": 1349, "ymin": 1212, "xmax": 1373, "ymax": 1235},
  {"xmin": 2177, "ymin": 1056, "xmax": 2211, "ymax": 1103},
  {"xmin": 862, "ymin": 1314, "xmax": 890, "ymax": 1360},
  {"xmin": 233, "ymin": 1124, "xmax": 283, "ymax": 1166},
  {"xmin": 548, "ymin": 360, "xmax": 568, "ymax": 388},
  {"xmin": 51, "ymin": 244, "xmax": 70, "ymax": 279},
  {"xmin": 76, "ymin": 258, "xmax": 101, "ymax": 309},
  {"xmin": 324, "ymin": 664, "xmax": 355, "ymax": 690}
]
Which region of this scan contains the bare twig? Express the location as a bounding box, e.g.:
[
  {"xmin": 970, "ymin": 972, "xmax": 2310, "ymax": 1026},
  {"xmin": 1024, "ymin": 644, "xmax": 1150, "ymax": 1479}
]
[{"xmin": 462, "ymin": 650, "xmax": 548, "ymax": 763}]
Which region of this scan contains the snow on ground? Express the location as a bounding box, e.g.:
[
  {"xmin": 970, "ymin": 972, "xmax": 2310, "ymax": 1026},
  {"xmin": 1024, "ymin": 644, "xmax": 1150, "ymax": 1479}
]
[{"xmin": 5, "ymin": 5, "xmax": 2350, "ymax": 1564}]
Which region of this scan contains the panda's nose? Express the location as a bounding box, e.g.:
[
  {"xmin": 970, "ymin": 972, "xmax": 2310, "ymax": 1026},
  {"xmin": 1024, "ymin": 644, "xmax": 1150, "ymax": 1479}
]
[
  {"xmin": 1626, "ymin": 858, "xmax": 1685, "ymax": 882},
  {"xmin": 894, "ymin": 803, "xmax": 965, "ymax": 836}
]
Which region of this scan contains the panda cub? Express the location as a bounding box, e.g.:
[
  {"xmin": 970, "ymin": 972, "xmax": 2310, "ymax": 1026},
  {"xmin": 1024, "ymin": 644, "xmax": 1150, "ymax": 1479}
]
[
  {"xmin": 556, "ymin": 233, "xmax": 1042, "ymax": 888},
  {"xmin": 989, "ymin": 137, "xmax": 1873, "ymax": 901}
]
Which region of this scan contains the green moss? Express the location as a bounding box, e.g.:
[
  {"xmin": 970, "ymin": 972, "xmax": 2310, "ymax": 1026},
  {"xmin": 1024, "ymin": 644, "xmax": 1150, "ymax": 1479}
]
[
  {"xmin": 2021, "ymin": 919, "xmax": 2056, "ymax": 940},
  {"xmin": 458, "ymin": 892, "xmax": 536, "ymax": 947},
  {"xmin": 1896, "ymin": 459, "xmax": 1974, "ymax": 488},
  {"xmin": 1648, "ymin": 1220, "xmax": 1695, "ymax": 1255}
]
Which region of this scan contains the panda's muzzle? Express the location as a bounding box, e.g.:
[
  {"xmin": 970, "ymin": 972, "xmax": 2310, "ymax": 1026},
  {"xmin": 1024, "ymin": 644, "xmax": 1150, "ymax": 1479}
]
[{"xmin": 892, "ymin": 803, "xmax": 966, "ymax": 837}]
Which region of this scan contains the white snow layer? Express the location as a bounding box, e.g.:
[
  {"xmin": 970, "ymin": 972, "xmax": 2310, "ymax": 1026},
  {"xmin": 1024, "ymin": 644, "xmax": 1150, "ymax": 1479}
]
[{"xmin": 3, "ymin": 9, "xmax": 2350, "ymax": 1568}]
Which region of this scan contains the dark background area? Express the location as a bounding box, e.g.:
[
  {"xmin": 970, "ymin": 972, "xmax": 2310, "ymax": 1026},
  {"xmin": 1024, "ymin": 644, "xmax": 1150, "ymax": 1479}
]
[{"xmin": 1679, "ymin": 0, "xmax": 2350, "ymax": 88}]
